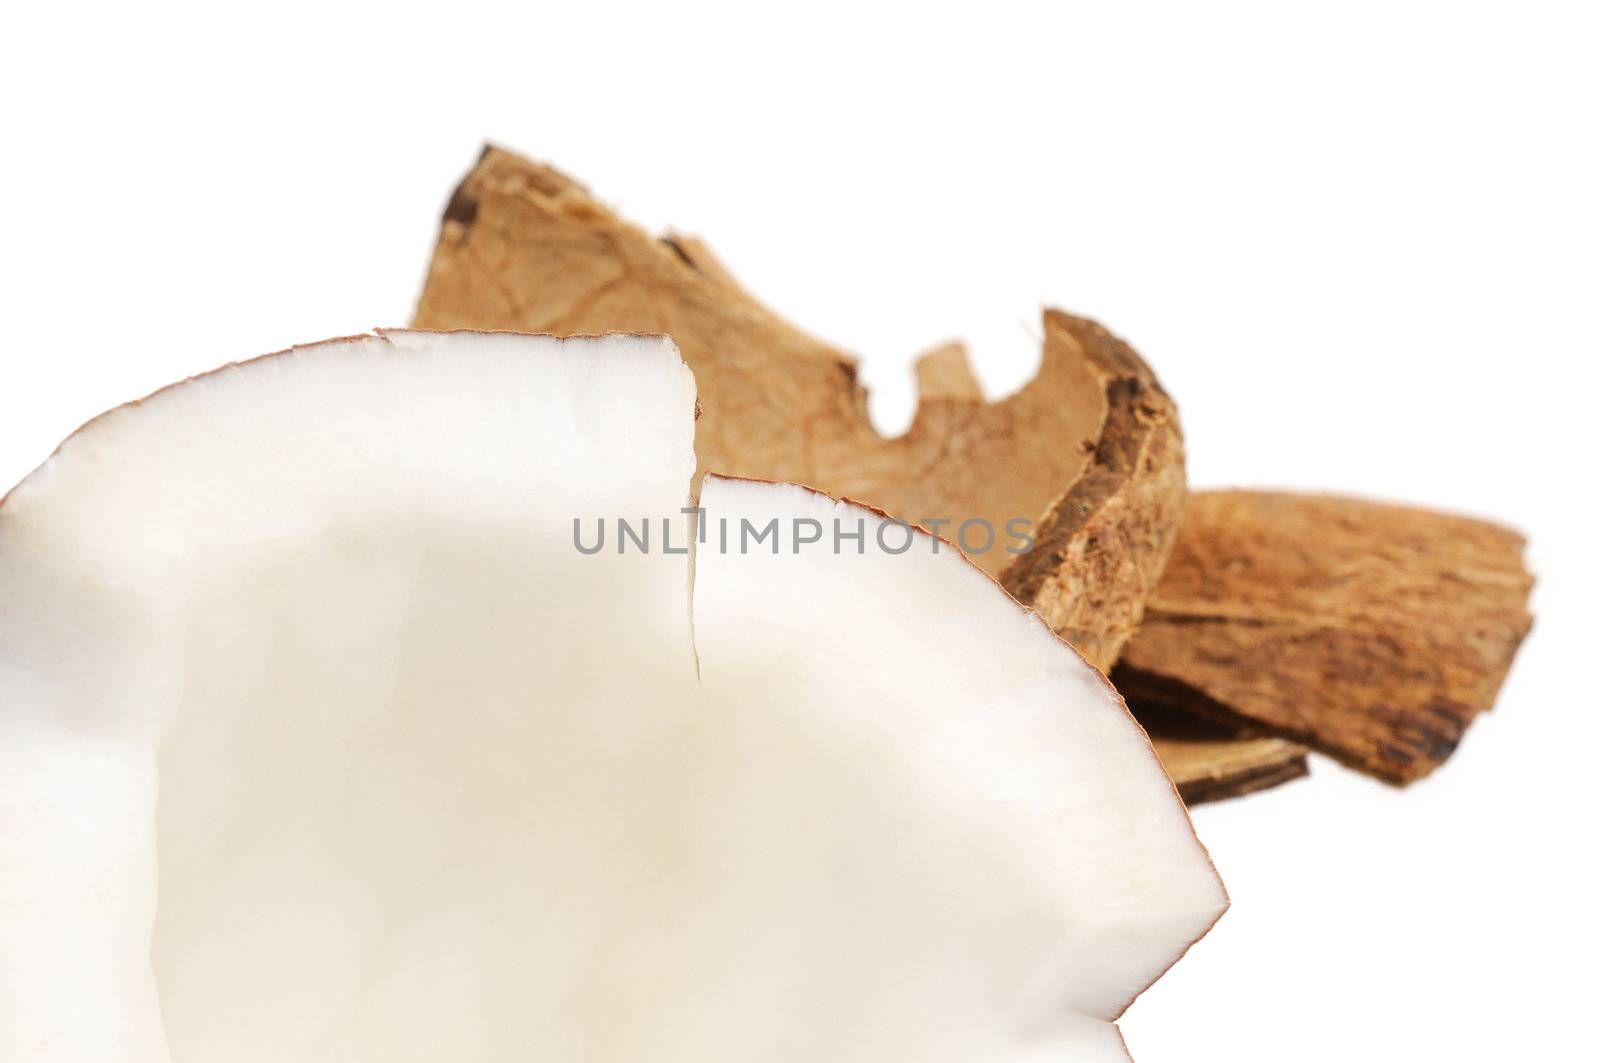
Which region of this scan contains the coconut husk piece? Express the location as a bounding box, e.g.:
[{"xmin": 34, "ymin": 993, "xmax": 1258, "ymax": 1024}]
[
  {"xmin": 1115, "ymin": 490, "xmax": 1535, "ymax": 785},
  {"xmin": 414, "ymin": 146, "xmax": 1185, "ymax": 673},
  {"xmin": 1134, "ymin": 702, "xmax": 1309, "ymax": 805}
]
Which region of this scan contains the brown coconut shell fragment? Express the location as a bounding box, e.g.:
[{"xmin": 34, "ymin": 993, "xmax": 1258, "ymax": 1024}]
[
  {"xmin": 1133, "ymin": 701, "xmax": 1309, "ymax": 805},
  {"xmin": 414, "ymin": 146, "xmax": 1186, "ymax": 673},
  {"xmin": 1115, "ymin": 491, "xmax": 1535, "ymax": 785}
]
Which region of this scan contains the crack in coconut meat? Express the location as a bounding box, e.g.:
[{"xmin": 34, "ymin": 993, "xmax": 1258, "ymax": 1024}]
[{"xmin": 0, "ymin": 332, "xmax": 1225, "ymax": 1062}]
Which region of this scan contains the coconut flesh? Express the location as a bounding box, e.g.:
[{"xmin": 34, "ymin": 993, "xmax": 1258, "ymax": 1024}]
[{"xmin": 0, "ymin": 332, "xmax": 1225, "ymax": 1062}]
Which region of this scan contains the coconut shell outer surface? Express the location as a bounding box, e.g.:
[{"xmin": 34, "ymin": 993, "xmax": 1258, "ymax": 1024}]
[
  {"xmin": 413, "ymin": 146, "xmax": 1187, "ymax": 674},
  {"xmin": 1133, "ymin": 701, "xmax": 1310, "ymax": 805},
  {"xmin": 995, "ymin": 316, "xmax": 1187, "ymax": 671},
  {"xmin": 1115, "ymin": 490, "xmax": 1535, "ymax": 784}
]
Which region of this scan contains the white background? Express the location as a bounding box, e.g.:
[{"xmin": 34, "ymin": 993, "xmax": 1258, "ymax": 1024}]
[{"xmin": 4, "ymin": 3, "xmax": 1596, "ymax": 1060}]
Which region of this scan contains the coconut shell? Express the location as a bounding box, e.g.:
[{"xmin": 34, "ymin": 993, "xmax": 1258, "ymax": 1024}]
[
  {"xmin": 414, "ymin": 146, "xmax": 1186, "ymax": 674},
  {"xmin": 1115, "ymin": 490, "xmax": 1535, "ymax": 784},
  {"xmin": 1132, "ymin": 701, "xmax": 1309, "ymax": 805}
]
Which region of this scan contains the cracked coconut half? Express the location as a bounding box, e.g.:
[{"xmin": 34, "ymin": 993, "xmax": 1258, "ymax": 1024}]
[{"xmin": 0, "ymin": 332, "xmax": 1225, "ymax": 1062}]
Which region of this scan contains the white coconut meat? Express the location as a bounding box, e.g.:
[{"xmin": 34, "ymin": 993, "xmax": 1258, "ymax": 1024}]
[{"xmin": 0, "ymin": 331, "xmax": 1224, "ymax": 1063}]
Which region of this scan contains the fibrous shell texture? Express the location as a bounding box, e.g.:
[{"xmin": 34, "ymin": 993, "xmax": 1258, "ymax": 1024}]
[
  {"xmin": 1116, "ymin": 490, "xmax": 1534, "ymax": 783},
  {"xmin": 413, "ymin": 147, "xmax": 1187, "ymax": 674}
]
